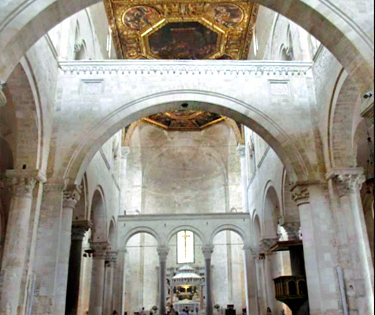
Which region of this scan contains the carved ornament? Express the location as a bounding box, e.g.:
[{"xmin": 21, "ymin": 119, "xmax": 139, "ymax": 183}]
[
  {"xmin": 105, "ymin": 0, "xmax": 259, "ymax": 60},
  {"xmin": 89, "ymin": 241, "xmax": 111, "ymax": 259},
  {"xmin": 291, "ymin": 185, "xmax": 310, "ymax": 206},
  {"xmin": 63, "ymin": 186, "xmax": 81, "ymax": 209},
  {"xmin": 326, "ymin": 168, "xmax": 366, "ymax": 197},
  {"xmin": 5, "ymin": 170, "xmax": 46, "ymax": 197}
]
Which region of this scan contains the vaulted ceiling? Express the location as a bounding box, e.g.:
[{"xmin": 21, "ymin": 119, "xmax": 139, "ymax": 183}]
[{"xmin": 105, "ymin": 0, "xmax": 259, "ymax": 59}]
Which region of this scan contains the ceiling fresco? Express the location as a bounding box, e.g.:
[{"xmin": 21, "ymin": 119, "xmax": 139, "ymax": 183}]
[
  {"xmin": 104, "ymin": 0, "xmax": 259, "ymax": 59},
  {"xmin": 142, "ymin": 110, "xmax": 225, "ymax": 130}
]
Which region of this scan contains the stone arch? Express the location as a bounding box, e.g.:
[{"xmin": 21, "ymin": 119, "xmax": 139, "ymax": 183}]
[
  {"xmin": 281, "ymin": 169, "xmax": 299, "ymax": 223},
  {"xmin": 167, "ymin": 226, "xmax": 205, "ymax": 245},
  {"xmin": 65, "ymin": 91, "xmax": 310, "ymax": 188},
  {"xmin": 262, "ymin": 181, "xmax": 281, "ymax": 238},
  {"xmin": 2, "ymin": 63, "xmax": 41, "ymax": 171},
  {"xmin": 328, "ymin": 73, "xmax": 362, "ymax": 169},
  {"xmin": 0, "ymin": 0, "xmax": 372, "ymax": 94},
  {"xmin": 90, "ymin": 186, "xmax": 107, "ymax": 242},
  {"xmin": 122, "ymin": 227, "xmax": 161, "ymax": 248},
  {"xmin": 252, "ymin": 213, "xmax": 262, "ymax": 246},
  {"xmin": 108, "ymin": 218, "xmax": 117, "ymax": 250},
  {"xmin": 210, "ymin": 224, "xmax": 250, "ymax": 247}
]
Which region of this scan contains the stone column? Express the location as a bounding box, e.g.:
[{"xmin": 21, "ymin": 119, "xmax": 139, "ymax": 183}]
[
  {"xmin": 236, "ymin": 144, "xmax": 248, "ymax": 212},
  {"xmin": 65, "ymin": 220, "xmax": 92, "ymax": 315},
  {"xmin": 120, "ymin": 146, "xmax": 130, "ymax": 215},
  {"xmin": 104, "ymin": 251, "xmax": 118, "ymax": 315},
  {"xmin": 254, "ymin": 252, "xmax": 267, "ymax": 314},
  {"xmin": 55, "ymin": 188, "xmax": 81, "ymax": 315},
  {"xmin": 202, "ymin": 246, "xmax": 214, "ymax": 315},
  {"xmin": 327, "ymin": 169, "xmax": 374, "ymax": 314},
  {"xmin": 243, "ymin": 246, "xmax": 259, "ymax": 315},
  {"xmin": 0, "ymin": 170, "xmax": 44, "ymax": 315},
  {"xmin": 291, "ymin": 184, "xmax": 343, "ymax": 315},
  {"xmin": 113, "ymin": 249, "xmax": 126, "ymax": 315},
  {"xmin": 89, "ymin": 241, "xmax": 109, "ymax": 315},
  {"xmin": 158, "ymin": 247, "xmax": 169, "ymax": 315}
]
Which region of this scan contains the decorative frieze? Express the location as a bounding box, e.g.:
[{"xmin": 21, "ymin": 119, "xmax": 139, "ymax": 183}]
[{"xmin": 59, "ymin": 60, "xmax": 312, "ymax": 76}]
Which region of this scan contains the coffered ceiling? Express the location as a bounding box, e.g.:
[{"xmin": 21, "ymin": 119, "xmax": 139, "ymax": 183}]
[{"xmin": 104, "ymin": 0, "xmax": 259, "ymax": 59}]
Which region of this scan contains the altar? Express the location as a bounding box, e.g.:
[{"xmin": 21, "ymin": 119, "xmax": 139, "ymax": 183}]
[
  {"xmin": 174, "ymin": 299, "xmax": 200, "ymax": 315},
  {"xmin": 170, "ymin": 265, "xmax": 204, "ymax": 315}
]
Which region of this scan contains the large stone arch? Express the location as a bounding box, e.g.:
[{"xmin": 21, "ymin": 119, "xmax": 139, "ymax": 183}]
[
  {"xmin": 0, "ymin": 0, "xmax": 373, "ymax": 94},
  {"xmin": 1, "ymin": 62, "xmax": 42, "ymax": 171},
  {"xmin": 328, "ymin": 72, "xmax": 362, "ymax": 168},
  {"xmin": 63, "ymin": 91, "xmax": 310, "ymax": 188}
]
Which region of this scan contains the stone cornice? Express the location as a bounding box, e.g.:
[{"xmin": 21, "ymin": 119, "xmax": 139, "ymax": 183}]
[{"xmin": 59, "ymin": 60, "xmax": 312, "ymax": 76}]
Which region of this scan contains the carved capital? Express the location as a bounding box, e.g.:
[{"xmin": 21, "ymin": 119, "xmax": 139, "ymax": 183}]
[
  {"xmin": 326, "ymin": 168, "xmax": 365, "ymax": 197},
  {"xmin": 89, "ymin": 241, "xmax": 110, "ymax": 259},
  {"xmin": 72, "ymin": 220, "xmax": 92, "ymax": 241},
  {"xmin": 121, "ymin": 146, "xmax": 131, "ymax": 158},
  {"xmin": 202, "ymin": 245, "xmax": 214, "ymax": 260},
  {"xmin": 157, "ymin": 247, "xmax": 169, "ymax": 262},
  {"xmin": 280, "ymin": 221, "xmax": 300, "ymax": 240},
  {"xmin": 236, "ymin": 144, "xmax": 246, "ymax": 157},
  {"xmin": 5, "ymin": 170, "xmax": 45, "ymax": 197},
  {"xmin": 63, "ymin": 186, "xmax": 81, "ymax": 209},
  {"xmin": 259, "ymin": 237, "xmax": 279, "ymax": 253},
  {"xmin": 291, "ymin": 185, "xmax": 310, "ymax": 206},
  {"xmin": 106, "ymin": 250, "xmax": 119, "ymax": 264}
]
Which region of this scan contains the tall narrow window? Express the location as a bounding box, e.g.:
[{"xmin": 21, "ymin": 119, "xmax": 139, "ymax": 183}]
[{"xmin": 177, "ymin": 230, "xmax": 194, "ymax": 264}]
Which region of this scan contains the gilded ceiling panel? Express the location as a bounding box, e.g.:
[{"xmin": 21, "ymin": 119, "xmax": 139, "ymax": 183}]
[{"xmin": 105, "ymin": 0, "xmax": 259, "ymax": 59}]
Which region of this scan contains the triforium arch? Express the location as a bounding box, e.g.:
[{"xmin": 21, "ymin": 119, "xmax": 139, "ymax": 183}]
[
  {"xmin": 167, "ymin": 226, "xmax": 205, "ymax": 247},
  {"xmin": 210, "ymin": 224, "xmax": 251, "ymax": 247},
  {"xmin": 89, "ymin": 186, "xmax": 108, "ymax": 242},
  {"xmin": 65, "ymin": 92, "xmax": 310, "ymax": 187},
  {"xmin": 122, "ymin": 227, "xmax": 161, "ymax": 249},
  {"xmin": 261, "ymin": 181, "xmax": 281, "ymax": 239},
  {"xmin": 0, "ymin": 0, "xmax": 373, "ymax": 94}
]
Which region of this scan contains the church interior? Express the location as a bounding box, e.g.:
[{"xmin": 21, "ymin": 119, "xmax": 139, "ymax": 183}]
[{"xmin": 0, "ymin": 0, "xmax": 373, "ymax": 315}]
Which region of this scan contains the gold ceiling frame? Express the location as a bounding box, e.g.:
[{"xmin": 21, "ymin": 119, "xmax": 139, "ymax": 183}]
[
  {"xmin": 104, "ymin": 0, "xmax": 259, "ymax": 60},
  {"xmin": 139, "ymin": 16, "xmax": 227, "ymax": 59}
]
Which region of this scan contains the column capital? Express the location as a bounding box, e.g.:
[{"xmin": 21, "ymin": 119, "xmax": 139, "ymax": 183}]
[
  {"xmin": 121, "ymin": 146, "xmax": 130, "ymax": 158},
  {"xmin": 202, "ymin": 245, "xmax": 214, "ymax": 259},
  {"xmin": 326, "ymin": 168, "xmax": 365, "ymax": 196},
  {"xmin": 5, "ymin": 169, "xmax": 46, "ymax": 197},
  {"xmin": 105, "ymin": 250, "xmax": 119, "ymax": 263},
  {"xmin": 291, "ymin": 185, "xmax": 310, "ymax": 206},
  {"xmin": 72, "ymin": 220, "xmax": 92, "ymax": 241},
  {"xmin": 259, "ymin": 237, "xmax": 279, "ymax": 253},
  {"xmin": 90, "ymin": 241, "xmax": 110, "ymax": 259},
  {"xmin": 279, "ymin": 220, "xmax": 300, "ymax": 240},
  {"xmin": 157, "ymin": 247, "xmax": 169, "ymax": 262},
  {"xmin": 63, "ymin": 186, "xmax": 81, "ymax": 209},
  {"xmin": 236, "ymin": 144, "xmax": 246, "ymax": 157}
]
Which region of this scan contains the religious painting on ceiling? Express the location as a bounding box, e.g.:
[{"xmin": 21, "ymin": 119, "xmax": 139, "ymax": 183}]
[{"xmin": 104, "ymin": 0, "xmax": 259, "ymax": 59}]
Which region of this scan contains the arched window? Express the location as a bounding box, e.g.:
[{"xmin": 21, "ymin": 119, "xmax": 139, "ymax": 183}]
[
  {"xmin": 288, "ymin": 280, "xmax": 297, "ymax": 295},
  {"xmin": 177, "ymin": 230, "xmax": 194, "ymax": 263}
]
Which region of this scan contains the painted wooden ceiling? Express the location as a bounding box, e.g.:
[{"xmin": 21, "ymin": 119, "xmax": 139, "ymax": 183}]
[{"xmin": 105, "ymin": 0, "xmax": 259, "ymax": 59}]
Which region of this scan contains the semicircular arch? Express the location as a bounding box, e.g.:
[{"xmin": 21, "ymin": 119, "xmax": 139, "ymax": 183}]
[
  {"xmin": 167, "ymin": 225, "xmax": 205, "ymax": 244},
  {"xmin": 122, "ymin": 226, "xmax": 161, "ymax": 248},
  {"xmin": 210, "ymin": 223, "xmax": 249, "ymax": 247},
  {"xmin": 64, "ymin": 90, "xmax": 309, "ymax": 187}
]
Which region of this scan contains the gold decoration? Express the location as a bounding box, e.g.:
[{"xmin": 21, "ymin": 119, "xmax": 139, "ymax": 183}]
[{"xmin": 104, "ymin": 0, "xmax": 259, "ymax": 59}]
